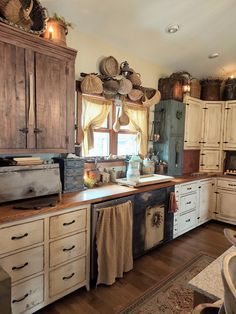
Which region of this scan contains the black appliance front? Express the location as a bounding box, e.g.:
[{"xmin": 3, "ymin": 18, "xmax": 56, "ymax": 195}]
[{"xmin": 133, "ymin": 186, "xmax": 174, "ymax": 258}]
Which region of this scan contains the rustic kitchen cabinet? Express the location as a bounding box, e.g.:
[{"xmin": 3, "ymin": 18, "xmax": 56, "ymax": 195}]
[
  {"xmin": 197, "ymin": 178, "xmax": 213, "ymax": 225},
  {"xmin": 223, "ymin": 100, "xmax": 236, "ymax": 150},
  {"xmin": 0, "ymin": 23, "xmax": 76, "ymax": 154},
  {"xmin": 214, "ymin": 178, "xmax": 236, "ymax": 224},
  {"xmin": 0, "ymin": 205, "xmax": 90, "ymax": 314},
  {"xmin": 183, "ymin": 97, "xmax": 202, "ymax": 149},
  {"xmin": 199, "ymin": 150, "xmax": 221, "ymax": 172}
]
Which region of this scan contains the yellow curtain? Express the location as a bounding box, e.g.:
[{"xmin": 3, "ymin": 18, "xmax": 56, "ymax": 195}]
[
  {"xmin": 126, "ymin": 104, "xmax": 148, "ymax": 156},
  {"xmin": 82, "ymin": 96, "xmax": 112, "ymax": 156}
]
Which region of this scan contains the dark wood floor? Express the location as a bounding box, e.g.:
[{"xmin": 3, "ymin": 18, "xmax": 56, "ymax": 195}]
[{"xmin": 38, "ymin": 221, "xmax": 235, "ymax": 314}]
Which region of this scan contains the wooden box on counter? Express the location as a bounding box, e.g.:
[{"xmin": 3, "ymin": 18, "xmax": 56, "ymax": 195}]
[{"xmin": 53, "ymin": 158, "xmax": 85, "ymax": 193}]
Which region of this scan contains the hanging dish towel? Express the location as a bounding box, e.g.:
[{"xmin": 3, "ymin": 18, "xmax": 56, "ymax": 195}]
[
  {"xmin": 96, "ymin": 200, "xmax": 133, "ymax": 285},
  {"xmin": 169, "ymin": 192, "xmax": 178, "ymax": 213}
]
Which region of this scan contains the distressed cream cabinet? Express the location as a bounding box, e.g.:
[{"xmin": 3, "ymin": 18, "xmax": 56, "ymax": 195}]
[
  {"xmin": 184, "ymin": 97, "xmax": 202, "ymax": 149},
  {"xmin": 214, "ymin": 178, "xmax": 236, "ymax": 224},
  {"xmin": 223, "ymin": 101, "xmax": 236, "ymax": 150},
  {"xmin": 0, "ymin": 205, "xmax": 90, "ymax": 314}
]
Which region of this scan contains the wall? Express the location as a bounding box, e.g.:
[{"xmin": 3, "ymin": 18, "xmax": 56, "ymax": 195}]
[{"xmin": 67, "ymin": 29, "xmax": 172, "ymax": 89}]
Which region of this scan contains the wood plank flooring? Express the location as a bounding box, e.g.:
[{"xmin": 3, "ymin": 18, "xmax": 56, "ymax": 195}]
[{"xmin": 38, "ymin": 221, "xmax": 235, "ymax": 314}]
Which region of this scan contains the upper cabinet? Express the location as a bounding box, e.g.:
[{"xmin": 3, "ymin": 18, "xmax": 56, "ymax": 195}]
[
  {"xmin": 201, "ymin": 102, "xmax": 224, "ymax": 149},
  {"xmin": 184, "ymin": 97, "xmax": 202, "ymax": 149},
  {"xmin": 223, "ymin": 101, "xmax": 236, "ymax": 150},
  {"xmin": 0, "ymin": 23, "xmax": 77, "ymax": 154}
]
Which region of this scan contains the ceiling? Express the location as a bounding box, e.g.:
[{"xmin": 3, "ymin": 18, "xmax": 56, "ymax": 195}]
[{"xmin": 41, "ymin": 0, "xmax": 236, "ymax": 78}]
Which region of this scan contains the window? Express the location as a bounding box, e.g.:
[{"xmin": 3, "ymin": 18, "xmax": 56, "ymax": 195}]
[{"xmin": 76, "ymin": 93, "xmax": 148, "ymax": 157}]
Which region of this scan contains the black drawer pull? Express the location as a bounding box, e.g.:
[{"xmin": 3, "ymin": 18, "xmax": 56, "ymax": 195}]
[
  {"xmin": 63, "ymin": 220, "xmax": 75, "ymax": 226},
  {"xmin": 12, "ymin": 293, "xmax": 29, "ymax": 304},
  {"xmin": 63, "ymin": 272, "xmax": 75, "ymax": 280},
  {"xmin": 12, "ymin": 262, "xmax": 28, "ymax": 271},
  {"xmin": 63, "ymin": 245, "xmax": 75, "ymax": 252},
  {"xmin": 186, "ymin": 219, "xmax": 191, "ymax": 222},
  {"xmin": 229, "ymin": 184, "xmax": 236, "ymax": 187},
  {"xmin": 186, "ymin": 201, "xmax": 192, "ymax": 205},
  {"xmin": 11, "ymin": 233, "xmax": 28, "ymax": 241}
]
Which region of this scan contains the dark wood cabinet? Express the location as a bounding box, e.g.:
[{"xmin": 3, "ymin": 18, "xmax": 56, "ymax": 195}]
[{"xmin": 0, "ymin": 23, "xmax": 77, "ymax": 154}]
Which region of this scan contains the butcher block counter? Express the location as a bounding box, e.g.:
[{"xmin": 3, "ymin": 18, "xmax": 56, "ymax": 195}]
[{"xmin": 0, "ymin": 172, "xmax": 227, "ymax": 224}]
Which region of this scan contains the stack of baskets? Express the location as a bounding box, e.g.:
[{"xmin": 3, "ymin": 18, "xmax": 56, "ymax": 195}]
[
  {"xmin": 80, "ymin": 56, "xmax": 161, "ymax": 107},
  {"xmin": 0, "ymin": 0, "xmax": 47, "ymax": 34},
  {"xmin": 200, "ymin": 79, "xmax": 222, "ymax": 101}
]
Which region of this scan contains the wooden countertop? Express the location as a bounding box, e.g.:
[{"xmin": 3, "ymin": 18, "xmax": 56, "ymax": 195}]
[{"xmin": 0, "ymin": 172, "xmax": 231, "ymax": 224}]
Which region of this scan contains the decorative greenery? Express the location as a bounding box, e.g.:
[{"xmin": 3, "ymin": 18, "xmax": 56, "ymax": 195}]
[{"xmin": 51, "ymin": 13, "xmax": 73, "ymax": 30}]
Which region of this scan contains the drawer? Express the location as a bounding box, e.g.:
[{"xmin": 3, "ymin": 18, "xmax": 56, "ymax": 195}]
[
  {"xmin": 50, "ymin": 209, "xmax": 87, "ymax": 239},
  {"xmin": 49, "ymin": 257, "xmax": 86, "ymax": 297},
  {"xmin": 50, "ymin": 232, "xmax": 86, "ymax": 267},
  {"xmin": 179, "ymin": 193, "xmax": 197, "ymax": 214},
  {"xmin": 65, "ymin": 168, "xmax": 84, "ymax": 176},
  {"xmin": 11, "ymin": 275, "xmax": 43, "ymax": 314},
  {"xmin": 180, "ymin": 182, "xmax": 197, "ymax": 194},
  {"xmin": 179, "ymin": 211, "xmax": 197, "ymax": 234},
  {"xmin": 0, "ymin": 246, "xmax": 43, "ymax": 283},
  {"xmin": 217, "ymin": 179, "xmax": 236, "ymax": 191},
  {"xmin": 0, "ymin": 220, "xmax": 44, "ymax": 255}
]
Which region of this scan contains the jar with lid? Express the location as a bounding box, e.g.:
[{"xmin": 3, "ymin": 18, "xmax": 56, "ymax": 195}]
[
  {"xmin": 142, "ymin": 158, "xmax": 155, "ymax": 175},
  {"xmin": 126, "ymin": 155, "xmax": 141, "ymax": 184}
]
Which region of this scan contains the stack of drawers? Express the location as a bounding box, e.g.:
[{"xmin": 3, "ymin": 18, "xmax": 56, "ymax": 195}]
[
  {"xmin": 49, "ymin": 208, "xmax": 88, "ymax": 298},
  {"xmin": 0, "ymin": 205, "xmax": 90, "ymax": 314},
  {"xmin": 0, "ymin": 220, "xmax": 44, "ymax": 314},
  {"xmin": 53, "ymin": 158, "xmax": 85, "ymax": 193},
  {"xmin": 174, "ymin": 182, "xmax": 198, "ymax": 238}
]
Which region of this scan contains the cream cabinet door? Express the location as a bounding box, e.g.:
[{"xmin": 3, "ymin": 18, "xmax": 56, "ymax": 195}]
[
  {"xmin": 223, "ymin": 101, "xmax": 236, "ymax": 150},
  {"xmin": 198, "ymin": 180, "xmax": 212, "ymax": 224},
  {"xmin": 200, "ymin": 150, "xmax": 221, "ymax": 172},
  {"xmin": 184, "ymin": 98, "xmax": 202, "ymax": 149},
  {"xmin": 216, "ymin": 189, "xmax": 236, "ymax": 223},
  {"xmin": 202, "ymin": 102, "xmax": 223, "ymax": 148}
]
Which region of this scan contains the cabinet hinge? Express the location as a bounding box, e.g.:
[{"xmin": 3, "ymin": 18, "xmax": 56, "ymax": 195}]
[
  {"xmin": 65, "ymin": 136, "xmax": 69, "ymax": 144},
  {"xmin": 214, "ymin": 191, "xmax": 219, "ymax": 194},
  {"xmin": 65, "ymin": 67, "xmax": 69, "ymax": 75},
  {"xmin": 213, "ymin": 212, "xmax": 218, "ymax": 214},
  {"xmin": 225, "ymin": 108, "xmax": 231, "ymax": 110},
  {"xmin": 186, "ymin": 103, "xmax": 189, "ymax": 106},
  {"xmin": 203, "ymin": 107, "xmax": 208, "ymax": 110},
  {"xmin": 74, "ymin": 124, "xmax": 78, "ymax": 130}
]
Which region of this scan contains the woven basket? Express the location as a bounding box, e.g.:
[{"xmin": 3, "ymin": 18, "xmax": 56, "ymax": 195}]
[
  {"xmin": 81, "ymin": 74, "xmax": 103, "ymax": 94},
  {"xmin": 200, "ymin": 79, "xmax": 222, "ymax": 101},
  {"xmin": 127, "ymin": 71, "xmax": 142, "ymax": 86},
  {"xmin": 0, "ymin": 0, "xmax": 47, "ymax": 34},
  {"xmin": 128, "ymin": 88, "xmax": 143, "ymax": 102},
  {"xmin": 118, "ymin": 77, "xmax": 132, "ymax": 95},
  {"xmin": 103, "ymin": 79, "xmax": 119, "ymax": 94},
  {"xmin": 142, "ymin": 89, "xmax": 161, "ymax": 108},
  {"xmin": 99, "ymin": 56, "xmax": 119, "ymax": 77},
  {"xmin": 190, "ymin": 79, "xmax": 201, "ymax": 99}
]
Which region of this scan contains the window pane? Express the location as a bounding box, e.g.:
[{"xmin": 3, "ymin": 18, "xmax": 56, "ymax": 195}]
[
  {"xmin": 88, "ymin": 132, "xmax": 109, "ymax": 156},
  {"xmin": 117, "ymin": 133, "xmax": 138, "ymax": 156}
]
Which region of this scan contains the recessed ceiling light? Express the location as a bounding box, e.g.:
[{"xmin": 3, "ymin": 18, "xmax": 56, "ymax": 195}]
[
  {"xmin": 166, "ymin": 24, "xmax": 180, "ymax": 34},
  {"xmin": 208, "ymin": 52, "xmax": 220, "ymax": 59}
]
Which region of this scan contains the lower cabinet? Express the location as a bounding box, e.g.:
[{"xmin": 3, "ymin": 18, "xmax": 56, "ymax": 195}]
[
  {"xmin": 0, "ymin": 205, "xmax": 90, "ymax": 314},
  {"xmin": 214, "ymin": 178, "xmax": 236, "ymax": 224},
  {"xmin": 197, "ymin": 178, "xmax": 214, "ymax": 225}
]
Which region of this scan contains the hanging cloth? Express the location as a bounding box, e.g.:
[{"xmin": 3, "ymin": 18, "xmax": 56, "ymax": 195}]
[{"xmin": 96, "ymin": 200, "xmax": 133, "ymax": 286}]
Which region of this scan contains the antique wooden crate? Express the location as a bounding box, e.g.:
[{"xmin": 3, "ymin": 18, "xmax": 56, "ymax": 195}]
[
  {"xmin": 0, "ymin": 164, "xmax": 61, "ymax": 203},
  {"xmin": 53, "ymin": 158, "xmax": 85, "ymax": 193}
]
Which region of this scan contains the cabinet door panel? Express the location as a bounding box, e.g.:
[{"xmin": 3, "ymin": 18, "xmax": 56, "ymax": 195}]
[
  {"xmin": 224, "ymin": 101, "xmax": 236, "ymax": 149},
  {"xmin": 35, "ymin": 53, "xmax": 67, "ymax": 150},
  {"xmin": 202, "ymin": 102, "xmax": 223, "ymax": 148},
  {"xmin": 200, "ymin": 150, "xmax": 221, "ymax": 171},
  {"xmin": 198, "ymin": 180, "xmax": 212, "ymax": 223},
  {"xmin": 184, "ymin": 99, "xmax": 202, "ymax": 149},
  {"xmin": 0, "ymin": 42, "xmax": 26, "ymax": 149},
  {"xmin": 216, "ymin": 190, "xmax": 236, "ymax": 222}
]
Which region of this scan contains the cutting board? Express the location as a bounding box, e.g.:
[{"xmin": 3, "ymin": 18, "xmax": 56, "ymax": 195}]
[{"xmin": 116, "ymin": 174, "xmax": 174, "ymax": 187}]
